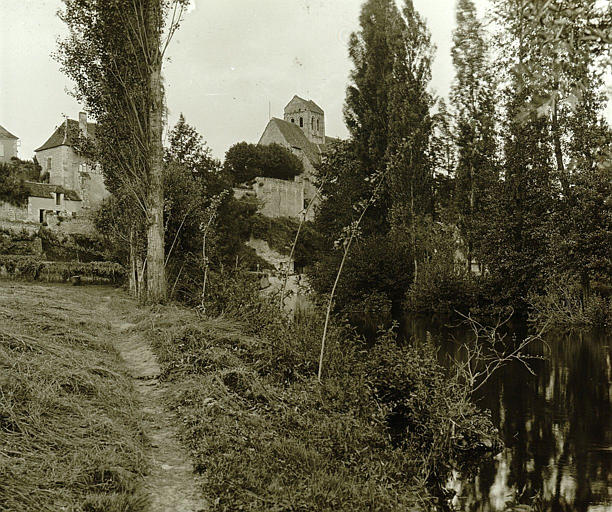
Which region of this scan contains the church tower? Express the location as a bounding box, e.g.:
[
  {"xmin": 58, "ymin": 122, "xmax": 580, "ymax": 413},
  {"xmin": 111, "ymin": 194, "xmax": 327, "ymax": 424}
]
[{"xmin": 283, "ymin": 95, "xmax": 325, "ymax": 144}]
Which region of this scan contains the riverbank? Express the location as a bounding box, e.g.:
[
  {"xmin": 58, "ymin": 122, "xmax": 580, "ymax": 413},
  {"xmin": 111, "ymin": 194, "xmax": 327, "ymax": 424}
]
[
  {"xmin": 1, "ymin": 280, "xmax": 500, "ymax": 511},
  {"xmin": 0, "ymin": 282, "xmax": 147, "ymax": 511}
]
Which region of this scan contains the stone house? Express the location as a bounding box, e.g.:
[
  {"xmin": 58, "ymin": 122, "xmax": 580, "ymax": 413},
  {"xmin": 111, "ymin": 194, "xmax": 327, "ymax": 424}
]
[
  {"xmin": 34, "ymin": 112, "xmax": 108, "ymax": 212},
  {"xmin": 24, "ymin": 182, "xmax": 83, "ymax": 223},
  {"xmin": 0, "ymin": 124, "xmax": 19, "ymax": 163},
  {"xmin": 251, "ymin": 95, "xmax": 338, "ymax": 220}
]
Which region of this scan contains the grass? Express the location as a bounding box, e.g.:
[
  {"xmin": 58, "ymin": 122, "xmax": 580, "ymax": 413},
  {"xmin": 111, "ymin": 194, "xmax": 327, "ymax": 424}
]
[
  {"xmin": 0, "ymin": 283, "xmax": 147, "ymax": 512},
  {"xmin": 143, "ymin": 301, "xmax": 451, "ymax": 511}
]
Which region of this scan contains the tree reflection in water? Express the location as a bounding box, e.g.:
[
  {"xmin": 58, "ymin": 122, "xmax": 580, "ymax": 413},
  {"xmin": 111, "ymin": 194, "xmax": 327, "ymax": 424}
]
[{"xmin": 402, "ymin": 317, "xmax": 611, "ymax": 511}]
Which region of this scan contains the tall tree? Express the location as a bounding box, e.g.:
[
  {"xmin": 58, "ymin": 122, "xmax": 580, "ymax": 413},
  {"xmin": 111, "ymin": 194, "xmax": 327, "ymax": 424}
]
[
  {"xmin": 451, "ymin": 0, "xmax": 498, "ymax": 271},
  {"xmin": 386, "ymin": 0, "xmax": 435, "ymax": 281},
  {"xmin": 490, "ymin": 0, "xmax": 612, "ymax": 304},
  {"xmin": 57, "ymin": 0, "xmax": 189, "ymax": 303},
  {"xmin": 344, "ymin": 0, "xmax": 402, "ymax": 185}
]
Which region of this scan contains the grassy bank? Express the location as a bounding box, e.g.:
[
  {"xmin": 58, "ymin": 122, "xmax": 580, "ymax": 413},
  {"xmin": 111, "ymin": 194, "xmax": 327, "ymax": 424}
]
[
  {"xmin": 0, "ymin": 283, "xmax": 147, "ymax": 512},
  {"xmin": 144, "ymin": 291, "xmax": 497, "ymax": 510}
]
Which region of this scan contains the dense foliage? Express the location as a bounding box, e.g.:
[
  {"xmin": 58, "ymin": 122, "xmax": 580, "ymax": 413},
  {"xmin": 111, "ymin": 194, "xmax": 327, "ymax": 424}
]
[
  {"xmin": 223, "ymin": 142, "xmax": 304, "ymax": 184},
  {"xmin": 307, "ymin": 0, "xmax": 611, "ymax": 328},
  {"xmin": 0, "ymin": 161, "xmax": 31, "ymax": 207}
]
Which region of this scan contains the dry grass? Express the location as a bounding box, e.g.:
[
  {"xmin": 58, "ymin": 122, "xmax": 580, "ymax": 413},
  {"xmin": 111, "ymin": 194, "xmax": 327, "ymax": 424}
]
[{"xmin": 0, "ymin": 283, "xmax": 148, "ymax": 512}]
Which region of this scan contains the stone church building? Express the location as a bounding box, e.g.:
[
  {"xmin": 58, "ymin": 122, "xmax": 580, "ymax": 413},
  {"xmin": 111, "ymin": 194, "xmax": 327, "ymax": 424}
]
[{"xmin": 243, "ymin": 95, "xmax": 337, "ymax": 220}]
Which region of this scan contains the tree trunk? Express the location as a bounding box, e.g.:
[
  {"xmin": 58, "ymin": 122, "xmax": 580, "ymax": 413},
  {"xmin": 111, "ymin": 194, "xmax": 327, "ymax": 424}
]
[
  {"xmin": 411, "ymin": 183, "xmax": 418, "ymax": 283},
  {"xmin": 468, "ymin": 160, "xmax": 475, "ymax": 273},
  {"xmin": 129, "ymin": 228, "xmax": 138, "ymax": 296},
  {"xmin": 551, "ymin": 97, "xmax": 571, "ymax": 199},
  {"xmin": 145, "ymin": 6, "xmax": 166, "ymax": 303}
]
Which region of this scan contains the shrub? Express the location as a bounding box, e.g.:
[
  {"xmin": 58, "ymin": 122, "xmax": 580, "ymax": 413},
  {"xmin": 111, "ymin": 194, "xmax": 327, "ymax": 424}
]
[
  {"xmin": 146, "ymin": 278, "xmax": 499, "ymax": 509},
  {"xmin": 0, "ymin": 255, "xmax": 125, "ymax": 284},
  {"xmin": 223, "ymin": 142, "xmax": 304, "ymax": 184},
  {"xmin": 404, "ymin": 257, "xmax": 480, "ymax": 315},
  {"xmin": 528, "ymin": 275, "xmax": 612, "ymax": 330}
]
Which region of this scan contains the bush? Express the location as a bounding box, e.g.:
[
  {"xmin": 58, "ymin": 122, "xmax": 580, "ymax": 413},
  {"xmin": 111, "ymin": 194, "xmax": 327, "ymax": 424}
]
[
  {"xmin": 527, "ymin": 275, "xmax": 612, "ymax": 330},
  {"xmin": 404, "ymin": 257, "xmax": 480, "ymax": 315},
  {"xmin": 0, "ymin": 255, "xmax": 125, "ymax": 284},
  {"xmin": 366, "ymin": 331, "xmax": 500, "ymax": 488},
  {"xmin": 223, "ymin": 142, "xmax": 304, "ymax": 184},
  {"xmin": 40, "ymin": 229, "xmax": 109, "ymax": 262}
]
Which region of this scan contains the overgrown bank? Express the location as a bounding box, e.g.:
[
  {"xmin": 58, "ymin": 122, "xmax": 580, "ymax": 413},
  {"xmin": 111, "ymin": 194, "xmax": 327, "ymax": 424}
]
[
  {"xmin": 143, "ymin": 285, "xmax": 499, "ymax": 510},
  {"xmin": 0, "ymin": 283, "xmax": 147, "ymax": 512}
]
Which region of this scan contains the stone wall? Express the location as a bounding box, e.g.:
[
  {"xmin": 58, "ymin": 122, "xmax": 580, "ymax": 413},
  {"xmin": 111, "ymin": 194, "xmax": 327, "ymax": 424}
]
[
  {"xmin": 45, "ymin": 212, "xmax": 96, "ymax": 235},
  {"xmin": 253, "ymin": 177, "xmax": 305, "ymax": 219},
  {"xmin": 0, "ymin": 201, "xmax": 28, "ymax": 222}
]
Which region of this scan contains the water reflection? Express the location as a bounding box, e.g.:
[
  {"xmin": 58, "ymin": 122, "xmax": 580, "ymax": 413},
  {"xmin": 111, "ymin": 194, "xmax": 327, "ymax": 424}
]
[{"xmin": 403, "ymin": 318, "xmax": 612, "ymax": 511}]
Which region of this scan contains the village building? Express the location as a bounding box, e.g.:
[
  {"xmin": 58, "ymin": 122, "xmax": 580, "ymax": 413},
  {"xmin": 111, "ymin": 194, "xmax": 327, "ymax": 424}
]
[
  {"xmin": 0, "ymin": 112, "xmax": 109, "ymax": 231},
  {"xmin": 33, "ymin": 112, "xmax": 109, "ymax": 222},
  {"xmin": 240, "ymin": 95, "xmax": 338, "ymax": 220},
  {"xmin": 0, "ymin": 124, "xmax": 19, "ymax": 163}
]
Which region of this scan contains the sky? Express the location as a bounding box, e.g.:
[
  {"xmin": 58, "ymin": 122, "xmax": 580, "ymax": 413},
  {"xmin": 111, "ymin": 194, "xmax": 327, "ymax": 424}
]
[{"xmin": 0, "ymin": 0, "xmax": 609, "ymax": 161}]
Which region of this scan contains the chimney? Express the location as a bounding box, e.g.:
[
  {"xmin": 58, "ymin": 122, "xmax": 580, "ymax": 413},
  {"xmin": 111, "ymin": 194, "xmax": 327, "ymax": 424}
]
[{"xmin": 78, "ymin": 111, "xmax": 88, "ymax": 137}]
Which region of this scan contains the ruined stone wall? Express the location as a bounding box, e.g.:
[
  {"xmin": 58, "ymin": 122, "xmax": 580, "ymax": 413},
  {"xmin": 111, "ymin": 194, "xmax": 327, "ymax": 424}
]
[{"xmin": 253, "ymin": 177, "xmax": 304, "ymax": 219}]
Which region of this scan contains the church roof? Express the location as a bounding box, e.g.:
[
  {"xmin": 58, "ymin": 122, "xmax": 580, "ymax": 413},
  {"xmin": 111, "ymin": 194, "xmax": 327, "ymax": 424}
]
[
  {"xmin": 265, "ymin": 117, "xmax": 331, "ymax": 166},
  {"xmin": 284, "ymin": 95, "xmax": 324, "ymax": 115},
  {"xmin": 24, "ymin": 181, "xmax": 82, "ymax": 201},
  {"xmin": 35, "ymin": 119, "xmax": 97, "ymax": 152},
  {"xmin": 0, "ymin": 124, "xmax": 18, "ymax": 140}
]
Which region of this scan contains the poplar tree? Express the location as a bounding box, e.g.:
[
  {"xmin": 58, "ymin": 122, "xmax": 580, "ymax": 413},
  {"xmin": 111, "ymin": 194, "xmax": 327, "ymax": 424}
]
[
  {"xmin": 451, "ymin": 0, "xmax": 497, "ymax": 272},
  {"xmin": 57, "ymin": 0, "xmax": 189, "ymax": 303},
  {"xmin": 386, "ymin": 0, "xmax": 435, "ymax": 281}
]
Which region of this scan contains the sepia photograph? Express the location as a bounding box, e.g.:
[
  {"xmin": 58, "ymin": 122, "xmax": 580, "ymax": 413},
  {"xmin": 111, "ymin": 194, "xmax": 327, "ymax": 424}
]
[{"xmin": 0, "ymin": 0, "xmax": 610, "ymax": 510}]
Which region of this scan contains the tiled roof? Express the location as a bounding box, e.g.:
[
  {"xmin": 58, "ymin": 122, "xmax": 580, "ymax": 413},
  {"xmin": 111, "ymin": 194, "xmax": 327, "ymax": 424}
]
[
  {"xmin": 267, "ymin": 118, "xmax": 334, "ymax": 166},
  {"xmin": 35, "ymin": 119, "xmax": 97, "ymax": 152},
  {"xmin": 24, "ymin": 181, "xmax": 81, "ymax": 201},
  {"xmin": 0, "ymin": 124, "xmax": 18, "ymax": 140}
]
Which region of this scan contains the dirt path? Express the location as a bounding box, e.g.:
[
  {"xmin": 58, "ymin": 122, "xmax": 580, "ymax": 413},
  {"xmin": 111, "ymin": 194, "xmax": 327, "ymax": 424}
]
[{"xmin": 101, "ymin": 296, "xmax": 209, "ymax": 512}]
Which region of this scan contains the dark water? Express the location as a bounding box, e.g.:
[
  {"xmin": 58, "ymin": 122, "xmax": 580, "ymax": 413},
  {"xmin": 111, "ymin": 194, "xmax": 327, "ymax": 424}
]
[{"xmin": 403, "ymin": 317, "xmax": 612, "ymax": 512}]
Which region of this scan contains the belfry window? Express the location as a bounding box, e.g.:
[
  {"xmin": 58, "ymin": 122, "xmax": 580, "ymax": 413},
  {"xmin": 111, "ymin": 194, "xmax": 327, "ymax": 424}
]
[
  {"xmin": 291, "ymin": 118, "xmax": 295, "ymax": 123},
  {"xmin": 317, "ymin": 119, "xmax": 320, "ymax": 131},
  {"xmin": 300, "ymin": 117, "xmax": 303, "ymax": 128},
  {"xmin": 311, "ymin": 117, "xmax": 314, "ymax": 130}
]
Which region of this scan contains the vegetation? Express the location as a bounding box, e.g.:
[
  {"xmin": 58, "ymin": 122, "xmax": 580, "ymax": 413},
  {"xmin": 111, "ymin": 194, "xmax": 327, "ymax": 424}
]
[
  {"xmin": 57, "ymin": 0, "xmax": 192, "ymax": 302},
  {"xmin": 0, "ymin": 161, "xmax": 30, "ymax": 207},
  {"xmin": 145, "ymin": 282, "xmax": 499, "ymax": 510},
  {"xmin": 223, "ymin": 142, "xmax": 304, "ymax": 184},
  {"xmin": 0, "ymin": 255, "xmax": 125, "ymax": 284},
  {"xmin": 306, "ymin": 0, "xmax": 611, "ymax": 329},
  {"xmin": 0, "ymin": 283, "xmax": 147, "ymax": 511},
  {"xmin": 248, "ymin": 214, "xmax": 324, "ymax": 269}
]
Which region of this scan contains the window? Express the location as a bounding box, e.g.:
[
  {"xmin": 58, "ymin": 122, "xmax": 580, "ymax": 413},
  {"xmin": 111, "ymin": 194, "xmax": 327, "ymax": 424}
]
[
  {"xmin": 317, "ymin": 119, "xmax": 320, "ymax": 131},
  {"xmin": 0, "ymin": 143, "xmax": 4, "ymax": 157},
  {"xmin": 311, "ymin": 117, "xmax": 314, "ymax": 130},
  {"xmin": 299, "ymin": 117, "xmax": 303, "ymax": 128},
  {"xmin": 46, "ymin": 157, "xmax": 52, "ymax": 171},
  {"xmin": 291, "ymin": 118, "xmax": 295, "ymax": 124},
  {"xmin": 55, "ymin": 193, "xmax": 61, "ymax": 206}
]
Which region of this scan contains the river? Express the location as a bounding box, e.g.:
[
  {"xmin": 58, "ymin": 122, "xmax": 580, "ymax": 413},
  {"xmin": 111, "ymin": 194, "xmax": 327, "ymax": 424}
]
[{"xmin": 402, "ymin": 317, "xmax": 612, "ymax": 511}]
